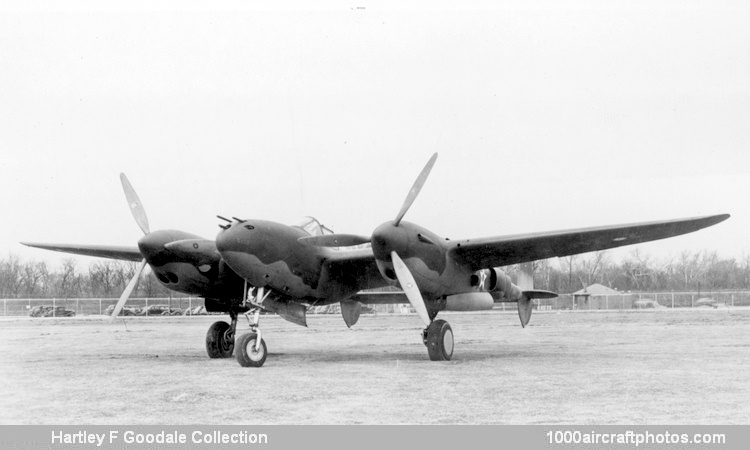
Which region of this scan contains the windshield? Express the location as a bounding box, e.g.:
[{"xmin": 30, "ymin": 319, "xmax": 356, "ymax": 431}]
[{"xmin": 294, "ymin": 216, "xmax": 334, "ymax": 236}]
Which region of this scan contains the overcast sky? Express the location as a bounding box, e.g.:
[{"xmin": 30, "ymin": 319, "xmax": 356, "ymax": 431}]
[{"xmin": 1, "ymin": 0, "xmax": 749, "ymax": 270}]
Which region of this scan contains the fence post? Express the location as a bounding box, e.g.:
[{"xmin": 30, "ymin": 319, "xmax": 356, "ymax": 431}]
[
  {"xmin": 672, "ymin": 292, "xmax": 674, "ymax": 309},
  {"xmin": 691, "ymin": 294, "xmax": 694, "ymax": 308},
  {"xmin": 99, "ymin": 298, "xmax": 102, "ymax": 315},
  {"xmin": 53, "ymin": 298, "xmax": 56, "ymax": 317}
]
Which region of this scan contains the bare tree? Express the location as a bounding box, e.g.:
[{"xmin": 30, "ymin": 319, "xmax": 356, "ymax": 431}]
[
  {"xmin": 20, "ymin": 261, "xmax": 49, "ymax": 298},
  {"xmin": 114, "ymin": 261, "xmax": 138, "ymax": 294},
  {"xmin": 89, "ymin": 261, "xmax": 119, "ymax": 297},
  {"xmin": 0, "ymin": 254, "xmax": 24, "ymax": 298},
  {"xmin": 578, "ymin": 251, "xmax": 609, "ymax": 288},
  {"xmin": 622, "ymin": 249, "xmax": 654, "ymax": 291},
  {"xmin": 676, "ymin": 250, "xmax": 702, "ymax": 290},
  {"xmin": 56, "ymin": 258, "xmax": 81, "ymax": 298},
  {"xmin": 561, "ymin": 255, "xmax": 578, "ymax": 293}
]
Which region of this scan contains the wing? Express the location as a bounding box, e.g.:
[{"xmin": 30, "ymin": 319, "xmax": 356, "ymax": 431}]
[
  {"xmin": 21, "ymin": 242, "xmax": 143, "ymax": 262},
  {"xmin": 448, "ymin": 214, "xmax": 729, "ymax": 271},
  {"xmin": 319, "ymin": 247, "xmax": 391, "ymax": 298}
]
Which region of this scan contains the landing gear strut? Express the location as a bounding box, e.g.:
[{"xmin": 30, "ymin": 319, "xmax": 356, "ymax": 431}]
[
  {"xmin": 205, "ymin": 311, "xmax": 237, "ymax": 358},
  {"xmin": 235, "ymin": 287, "xmax": 269, "ymax": 368},
  {"xmin": 422, "ymin": 319, "xmax": 453, "ymax": 361}
]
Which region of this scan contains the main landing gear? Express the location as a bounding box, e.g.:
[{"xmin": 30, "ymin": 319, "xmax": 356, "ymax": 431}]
[
  {"xmin": 423, "ymin": 319, "xmax": 454, "ymax": 361},
  {"xmin": 205, "ymin": 311, "xmax": 237, "ymax": 358}
]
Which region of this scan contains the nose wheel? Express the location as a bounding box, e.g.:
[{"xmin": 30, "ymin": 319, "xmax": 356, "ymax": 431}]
[
  {"xmin": 236, "ymin": 332, "xmax": 267, "ymax": 367},
  {"xmin": 423, "ymin": 319, "xmax": 453, "ymax": 361},
  {"xmin": 236, "ymin": 309, "xmax": 268, "ymax": 367}
]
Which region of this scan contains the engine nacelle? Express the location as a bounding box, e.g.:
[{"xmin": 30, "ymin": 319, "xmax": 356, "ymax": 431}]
[{"xmin": 444, "ymin": 292, "xmax": 494, "ymax": 311}]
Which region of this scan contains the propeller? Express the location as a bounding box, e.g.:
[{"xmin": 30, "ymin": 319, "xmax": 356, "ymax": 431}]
[
  {"xmin": 110, "ymin": 173, "xmax": 150, "ymax": 319},
  {"xmin": 110, "ymin": 259, "xmax": 147, "ymax": 320},
  {"xmin": 298, "ymin": 153, "xmax": 438, "ymax": 248},
  {"xmin": 394, "ymin": 152, "xmax": 437, "ymax": 226},
  {"xmin": 391, "ymin": 252, "xmax": 431, "ymax": 327},
  {"xmin": 120, "ymin": 173, "xmax": 150, "ymax": 235}
]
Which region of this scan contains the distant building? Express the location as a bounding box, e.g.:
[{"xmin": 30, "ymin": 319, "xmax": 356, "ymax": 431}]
[
  {"xmin": 571, "ymin": 283, "xmax": 629, "ymax": 309},
  {"xmin": 572, "ymin": 283, "xmax": 621, "ymax": 297}
]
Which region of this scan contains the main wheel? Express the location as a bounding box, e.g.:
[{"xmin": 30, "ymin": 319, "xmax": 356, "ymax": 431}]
[
  {"xmin": 236, "ymin": 332, "xmax": 267, "ymax": 368},
  {"xmin": 206, "ymin": 321, "xmax": 234, "ymax": 358},
  {"xmin": 425, "ymin": 319, "xmax": 454, "ymax": 361}
]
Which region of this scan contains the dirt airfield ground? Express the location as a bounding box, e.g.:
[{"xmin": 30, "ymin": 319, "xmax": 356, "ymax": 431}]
[{"xmin": 1, "ymin": 308, "xmax": 749, "ymax": 425}]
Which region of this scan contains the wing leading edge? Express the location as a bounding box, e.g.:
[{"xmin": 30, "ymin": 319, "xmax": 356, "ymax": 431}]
[
  {"xmin": 20, "ymin": 242, "xmax": 143, "ymax": 262},
  {"xmin": 449, "ymin": 214, "xmax": 730, "ymax": 271}
]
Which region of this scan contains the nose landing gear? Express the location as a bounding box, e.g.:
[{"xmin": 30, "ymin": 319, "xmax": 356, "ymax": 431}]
[{"xmin": 235, "ymin": 287, "xmax": 270, "ymax": 368}]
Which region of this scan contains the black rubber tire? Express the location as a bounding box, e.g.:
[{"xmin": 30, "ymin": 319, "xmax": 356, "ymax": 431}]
[
  {"xmin": 206, "ymin": 321, "xmax": 234, "ymax": 359},
  {"xmin": 425, "ymin": 319, "xmax": 454, "ymax": 361},
  {"xmin": 236, "ymin": 333, "xmax": 267, "ymax": 368}
]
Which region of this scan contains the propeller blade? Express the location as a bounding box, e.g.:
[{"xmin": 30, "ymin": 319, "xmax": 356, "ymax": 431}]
[
  {"xmin": 390, "ymin": 251, "xmax": 431, "ymax": 327},
  {"xmin": 110, "ymin": 259, "xmax": 147, "ymax": 320},
  {"xmin": 298, "ymin": 234, "xmax": 371, "ymax": 247},
  {"xmin": 120, "ymin": 173, "xmax": 150, "ymax": 235},
  {"xmin": 394, "ymin": 153, "xmax": 438, "ymax": 226}
]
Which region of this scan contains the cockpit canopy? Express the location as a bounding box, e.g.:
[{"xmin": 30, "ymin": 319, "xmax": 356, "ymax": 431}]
[{"xmin": 294, "ymin": 216, "xmax": 334, "ymax": 237}]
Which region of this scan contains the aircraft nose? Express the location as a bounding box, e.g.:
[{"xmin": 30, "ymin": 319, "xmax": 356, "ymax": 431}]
[{"xmin": 215, "ymin": 221, "xmax": 250, "ymax": 254}]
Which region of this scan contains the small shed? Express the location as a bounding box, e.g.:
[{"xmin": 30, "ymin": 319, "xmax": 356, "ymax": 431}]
[{"xmin": 572, "ymin": 283, "xmax": 621, "ymax": 308}]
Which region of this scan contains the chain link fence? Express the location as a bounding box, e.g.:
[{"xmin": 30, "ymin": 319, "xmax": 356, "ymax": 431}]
[
  {"xmin": 4, "ymin": 291, "xmax": 750, "ymax": 317},
  {"xmin": 530, "ymin": 291, "xmax": 750, "ymax": 311},
  {"xmin": 1, "ymin": 297, "xmax": 206, "ymax": 317}
]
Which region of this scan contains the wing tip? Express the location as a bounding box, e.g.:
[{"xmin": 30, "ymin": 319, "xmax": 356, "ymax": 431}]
[{"xmin": 701, "ymin": 213, "xmax": 730, "ymax": 227}]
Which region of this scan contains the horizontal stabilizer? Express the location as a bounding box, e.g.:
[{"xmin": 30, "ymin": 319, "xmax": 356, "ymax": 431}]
[
  {"xmin": 347, "ymin": 291, "xmax": 409, "ymax": 304},
  {"xmin": 298, "ymin": 234, "xmax": 371, "ymax": 247},
  {"xmin": 522, "ymin": 289, "xmax": 558, "ymax": 300}
]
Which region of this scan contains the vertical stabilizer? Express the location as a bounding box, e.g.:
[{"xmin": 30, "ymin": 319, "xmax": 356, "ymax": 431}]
[{"xmin": 516, "ymin": 263, "xmax": 557, "ymax": 327}]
